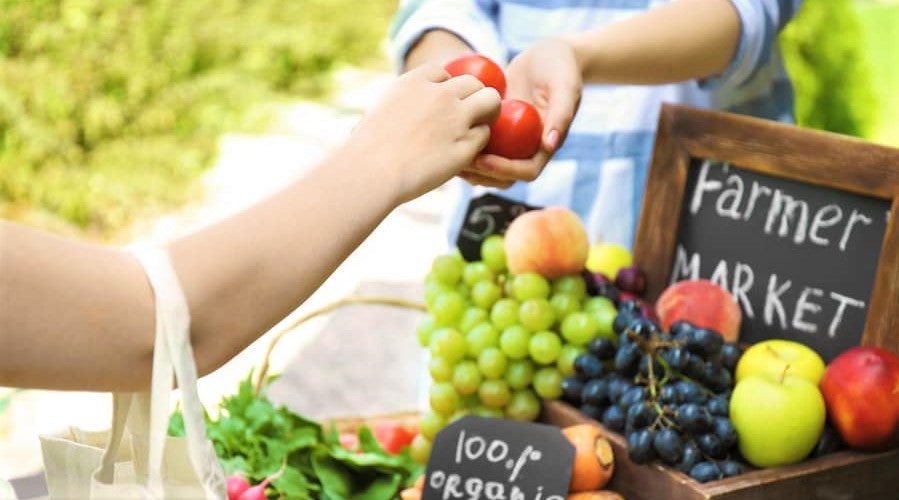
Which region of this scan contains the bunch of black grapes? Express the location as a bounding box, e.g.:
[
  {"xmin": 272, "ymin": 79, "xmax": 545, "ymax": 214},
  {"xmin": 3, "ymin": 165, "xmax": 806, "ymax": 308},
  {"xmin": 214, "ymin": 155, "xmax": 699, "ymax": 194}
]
[{"xmin": 561, "ymin": 300, "xmax": 748, "ymax": 483}]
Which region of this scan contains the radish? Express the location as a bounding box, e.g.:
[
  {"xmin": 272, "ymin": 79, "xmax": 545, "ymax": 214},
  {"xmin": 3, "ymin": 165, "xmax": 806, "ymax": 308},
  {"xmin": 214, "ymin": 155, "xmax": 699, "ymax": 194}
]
[
  {"xmin": 226, "ymin": 473, "xmax": 251, "ymax": 500},
  {"xmin": 236, "ymin": 460, "xmax": 287, "ymax": 500}
]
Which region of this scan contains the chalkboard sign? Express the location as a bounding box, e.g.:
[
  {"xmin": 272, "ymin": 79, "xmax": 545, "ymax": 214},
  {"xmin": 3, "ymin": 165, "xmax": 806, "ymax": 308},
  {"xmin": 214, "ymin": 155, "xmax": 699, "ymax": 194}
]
[
  {"xmin": 422, "ymin": 415, "xmax": 574, "ymax": 500},
  {"xmin": 634, "ymin": 104, "xmax": 899, "ymax": 361},
  {"xmin": 455, "ymin": 193, "xmax": 540, "ymax": 261}
]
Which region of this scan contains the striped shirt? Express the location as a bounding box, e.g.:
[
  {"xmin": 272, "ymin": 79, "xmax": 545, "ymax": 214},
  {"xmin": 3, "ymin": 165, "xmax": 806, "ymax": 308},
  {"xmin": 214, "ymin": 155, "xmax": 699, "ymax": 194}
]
[{"xmin": 390, "ymin": 0, "xmax": 801, "ymax": 250}]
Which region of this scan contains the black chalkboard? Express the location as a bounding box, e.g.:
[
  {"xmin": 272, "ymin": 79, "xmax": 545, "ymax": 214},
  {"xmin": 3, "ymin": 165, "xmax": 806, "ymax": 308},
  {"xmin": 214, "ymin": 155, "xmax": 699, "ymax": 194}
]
[
  {"xmin": 669, "ymin": 159, "xmax": 890, "ymax": 362},
  {"xmin": 422, "ymin": 415, "xmax": 574, "ymax": 500},
  {"xmin": 455, "ymin": 193, "xmax": 540, "ymax": 261}
]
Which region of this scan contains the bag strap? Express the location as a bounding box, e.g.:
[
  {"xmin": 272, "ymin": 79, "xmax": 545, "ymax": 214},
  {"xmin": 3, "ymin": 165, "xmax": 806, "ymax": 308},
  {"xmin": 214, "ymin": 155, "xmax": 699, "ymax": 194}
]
[{"xmin": 123, "ymin": 244, "xmax": 225, "ymax": 498}]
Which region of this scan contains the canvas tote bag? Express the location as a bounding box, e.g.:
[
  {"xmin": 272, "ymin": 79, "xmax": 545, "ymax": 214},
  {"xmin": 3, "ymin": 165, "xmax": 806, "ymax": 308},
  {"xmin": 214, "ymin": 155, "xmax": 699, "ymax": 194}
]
[{"xmin": 39, "ymin": 245, "xmax": 226, "ymax": 499}]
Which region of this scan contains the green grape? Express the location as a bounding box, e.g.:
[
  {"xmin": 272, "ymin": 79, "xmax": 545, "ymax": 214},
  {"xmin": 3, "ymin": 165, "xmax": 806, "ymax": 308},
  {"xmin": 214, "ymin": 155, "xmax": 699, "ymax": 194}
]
[
  {"xmin": 429, "ymin": 381, "xmax": 460, "ymax": 415},
  {"xmin": 473, "ymin": 406, "xmax": 505, "ymax": 419},
  {"xmin": 419, "ymin": 411, "xmax": 447, "ymax": 440},
  {"xmin": 431, "ymin": 254, "xmax": 464, "ymax": 286},
  {"xmin": 480, "ymin": 235, "xmax": 507, "ymax": 272},
  {"xmin": 549, "ymin": 292, "xmax": 581, "ymax": 321},
  {"xmin": 470, "ymin": 280, "xmax": 502, "ymax": 309},
  {"xmin": 428, "ymin": 356, "xmax": 454, "ymax": 382},
  {"xmin": 552, "ymin": 274, "xmax": 587, "ymax": 300},
  {"xmin": 591, "ymin": 303, "xmax": 618, "ymax": 341},
  {"xmin": 511, "ymin": 272, "xmax": 551, "ymax": 301},
  {"xmin": 410, "ymin": 434, "xmax": 433, "ymax": 464},
  {"xmin": 499, "ymin": 324, "xmax": 531, "ymax": 360},
  {"xmin": 449, "ymin": 408, "xmax": 472, "ymax": 424},
  {"xmin": 478, "ymin": 379, "xmax": 511, "ymax": 409},
  {"xmin": 452, "ymin": 360, "xmax": 483, "ymax": 396},
  {"xmin": 532, "ymin": 367, "xmax": 564, "ymax": 400},
  {"xmin": 416, "ymin": 315, "xmax": 438, "ymax": 348},
  {"xmin": 519, "ymin": 298, "xmax": 556, "ymax": 332},
  {"xmin": 528, "ymin": 330, "xmax": 563, "ymax": 365},
  {"xmin": 477, "ymin": 347, "xmax": 508, "ymax": 380},
  {"xmin": 504, "ymin": 358, "xmax": 535, "ymax": 390},
  {"xmin": 463, "ymin": 261, "xmax": 495, "ymax": 286},
  {"xmin": 583, "ymin": 295, "xmax": 617, "ymax": 315},
  {"xmin": 458, "ymin": 306, "xmax": 489, "ymax": 334},
  {"xmin": 460, "ymin": 393, "xmax": 481, "ymax": 409},
  {"xmin": 466, "ymin": 322, "xmax": 499, "ymax": 357},
  {"xmin": 429, "ymin": 327, "xmax": 467, "ymax": 363},
  {"xmin": 505, "ymin": 389, "xmax": 541, "ymax": 422},
  {"xmin": 557, "ymin": 344, "xmax": 585, "ymax": 377},
  {"xmin": 424, "ymin": 278, "xmax": 455, "ymax": 308},
  {"xmin": 430, "ymin": 290, "xmax": 467, "ymax": 326},
  {"xmin": 560, "ymin": 311, "xmax": 600, "ymax": 346},
  {"xmin": 490, "ymin": 298, "xmax": 520, "ymax": 330}
]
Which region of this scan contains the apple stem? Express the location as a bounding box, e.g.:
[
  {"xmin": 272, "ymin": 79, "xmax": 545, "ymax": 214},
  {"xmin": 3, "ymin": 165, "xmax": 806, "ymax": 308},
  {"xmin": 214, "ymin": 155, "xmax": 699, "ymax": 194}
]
[{"xmin": 779, "ymin": 363, "xmax": 790, "ymax": 384}]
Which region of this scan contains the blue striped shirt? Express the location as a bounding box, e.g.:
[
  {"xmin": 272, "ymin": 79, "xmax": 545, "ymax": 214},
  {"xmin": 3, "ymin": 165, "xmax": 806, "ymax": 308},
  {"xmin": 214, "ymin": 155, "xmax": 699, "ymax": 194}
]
[{"xmin": 390, "ymin": 0, "xmax": 801, "ymax": 250}]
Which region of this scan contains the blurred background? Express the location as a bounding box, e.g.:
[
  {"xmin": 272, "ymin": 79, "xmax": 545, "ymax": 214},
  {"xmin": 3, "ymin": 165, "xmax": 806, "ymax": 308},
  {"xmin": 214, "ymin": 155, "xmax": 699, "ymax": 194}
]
[{"xmin": 1, "ymin": 0, "xmax": 897, "ymax": 490}]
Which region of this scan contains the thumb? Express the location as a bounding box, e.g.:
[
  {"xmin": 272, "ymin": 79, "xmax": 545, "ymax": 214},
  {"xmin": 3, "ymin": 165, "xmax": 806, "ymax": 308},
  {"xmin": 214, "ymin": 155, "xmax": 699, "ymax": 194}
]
[{"xmin": 541, "ymin": 82, "xmax": 580, "ymax": 153}]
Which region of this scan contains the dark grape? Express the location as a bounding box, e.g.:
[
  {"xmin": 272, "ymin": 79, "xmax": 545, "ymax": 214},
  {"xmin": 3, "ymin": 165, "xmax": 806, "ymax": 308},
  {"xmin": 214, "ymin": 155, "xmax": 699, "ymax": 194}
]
[
  {"xmin": 615, "ymin": 265, "xmax": 646, "ymax": 295},
  {"xmin": 601, "ymin": 405, "xmax": 626, "ymax": 432},
  {"xmin": 579, "ymin": 403, "xmax": 605, "ymax": 421},
  {"xmin": 587, "ymin": 337, "xmax": 617, "ymax": 360},
  {"xmin": 675, "ymin": 440, "xmax": 702, "ymax": 473},
  {"xmin": 659, "ymin": 384, "xmax": 681, "ymax": 404},
  {"xmin": 627, "ymin": 429, "xmax": 656, "ymax": 464},
  {"xmin": 684, "ymin": 354, "xmax": 707, "ymax": 380},
  {"xmin": 581, "ymin": 379, "xmax": 610, "ymax": 406},
  {"xmin": 614, "ymin": 342, "xmax": 641, "ymax": 375},
  {"xmin": 720, "ymin": 343, "xmax": 742, "ymax": 371},
  {"xmin": 561, "ymin": 376, "xmax": 585, "ymax": 405},
  {"xmin": 712, "ymin": 416, "xmax": 738, "ymax": 449},
  {"xmin": 573, "ymin": 353, "xmax": 604, "ymax": 380},
  {"xmin": 606, "ymin": 376, "xmax": 632, "ymax": 404},
  {"xmin": 639, "ymin": 354, "xmax": 663, "ymax": 378},
  {"xmin": 652, "ymin": 427, "xmax": 685, "ymax": 465},
  {"xmin": 625, "ymin": 402, "xmax": 656, "ymax": 431},
  {"xmin": 707, "ymin": 395, "xmax": 729, "ymax": 416},
  {"xmin": 811, "ymin": 425, "xmax": 846, "ymax": 457},
  {"xmin": 619, "ymin": 386, "xmax": 647, "ymax": 408},
  {"xmin": 689, "ymin": 461, "xmax": 722, "ymax": 483},
  {"xmin": 703, "ymin": 363, "xmax": 734, "ymax": 393},
  {"xmin": 627, "ymin": 317, "xmax": 659, "ymax": 340},
  {"xmin": 669, "ymin": 320, "xmax": 696, "ymax": 339},
  {"xmin": 675, "ymin": 380, "xmax": 707, "ymax": 404},
  {"xmin": 613, "ymin": 310, "xmax": 639, "ymax": 335},
  {"xmin": 661, "ymin": 346, "xmax": 688, "ymax": 371},
  {"xmin": 684, "ymin": 328, "xmax": 724, "ymax": 358},
  {"xmin": 696, "ymin": 433, "xmax": 727, "ymax": 459},
  {"xmin": 676, "ymin": 403, "xmax": 713, "ymax": 434},
  {"xmin": 719, "ymin": 460, "xmax": 745, "ymax": 478}
]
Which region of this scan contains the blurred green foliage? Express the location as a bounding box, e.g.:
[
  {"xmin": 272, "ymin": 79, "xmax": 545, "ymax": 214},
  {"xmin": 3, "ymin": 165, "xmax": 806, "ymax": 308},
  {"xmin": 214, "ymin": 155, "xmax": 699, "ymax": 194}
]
[
  {"xmin": 0, "ymin": 0, "xmax": 397, "ymax": 238},
  {"xmin": 780, "ymin": 0, "xmax": 878, "ymax": 139}
]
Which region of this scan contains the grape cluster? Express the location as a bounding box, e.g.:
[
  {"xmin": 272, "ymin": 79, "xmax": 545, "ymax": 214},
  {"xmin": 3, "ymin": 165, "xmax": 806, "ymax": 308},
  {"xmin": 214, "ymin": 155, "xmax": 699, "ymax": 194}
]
[
  {"xmin": 415, "ymin": 235, "xmax": 630, "ymax": 461},
  {"xmin": 562, "ymin": 302, "xmax": 749, "ymax": 483}
]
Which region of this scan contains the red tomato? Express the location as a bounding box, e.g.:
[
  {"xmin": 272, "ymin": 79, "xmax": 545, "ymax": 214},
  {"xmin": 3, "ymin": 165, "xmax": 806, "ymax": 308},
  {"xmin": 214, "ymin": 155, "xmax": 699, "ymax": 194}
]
[
  {"xmin": 373, "ymin": 421, "xmax": 417, "ymax": 455},
  {"xmin": 444, "ymin": 54, "xmax": 507, "ymax": 97},
  {"xmin": 485, "ymin": 99, "xmax": 543, "ymax": 159}
]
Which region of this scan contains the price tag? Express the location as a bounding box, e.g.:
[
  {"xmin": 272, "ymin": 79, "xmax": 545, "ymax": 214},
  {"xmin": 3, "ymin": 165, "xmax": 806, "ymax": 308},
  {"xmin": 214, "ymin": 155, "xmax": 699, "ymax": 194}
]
[
  {"xmin": 422, "ymin": 415, "xmax": 574, "ymax": 500},
  {"xmin": 455, "ymin": 193, "xmax": 540, "ymax": 261}
]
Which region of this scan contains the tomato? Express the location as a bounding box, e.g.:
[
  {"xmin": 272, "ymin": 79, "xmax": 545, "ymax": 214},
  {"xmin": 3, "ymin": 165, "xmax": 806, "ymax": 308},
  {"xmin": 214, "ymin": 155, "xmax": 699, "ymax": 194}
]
[
  {"xmin": 485, "ymin": 98, "xmax": 543, "ymax": 159},
  {"xmin": 373, "ymin": 421, "xmax": 417, "ymax": 455},
  {"xmin": 339, "ymin": 431, "xmax": 359, "ymax": 451},
  {"xmin": 444, "ymin": 54, "xmax": 507, "ymax": 97}
]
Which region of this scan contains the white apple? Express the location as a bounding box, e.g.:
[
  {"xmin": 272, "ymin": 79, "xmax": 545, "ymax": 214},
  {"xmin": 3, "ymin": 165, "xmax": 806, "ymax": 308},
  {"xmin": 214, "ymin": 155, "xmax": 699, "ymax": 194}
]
[
  {"xmin": 729, "ymin": 370, "xmax": 826, "ymax": 468},
  {"xmin": 735, "ymin": 339, "xmax": 826, "ymax": 385}
]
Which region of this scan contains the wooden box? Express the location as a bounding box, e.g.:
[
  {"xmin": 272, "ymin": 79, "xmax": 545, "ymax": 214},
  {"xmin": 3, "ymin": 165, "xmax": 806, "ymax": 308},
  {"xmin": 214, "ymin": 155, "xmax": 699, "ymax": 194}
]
[{"xmin": 541, "ymin": 400, "xmax": 899, "ymax": 500}]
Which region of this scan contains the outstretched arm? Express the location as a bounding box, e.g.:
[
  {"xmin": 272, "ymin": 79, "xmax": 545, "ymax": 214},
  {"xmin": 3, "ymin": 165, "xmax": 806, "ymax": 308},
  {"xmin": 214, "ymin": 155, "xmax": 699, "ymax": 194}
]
[{"xmin": 0, "ymin": 64, "xmax": 500, "ymax": 391}]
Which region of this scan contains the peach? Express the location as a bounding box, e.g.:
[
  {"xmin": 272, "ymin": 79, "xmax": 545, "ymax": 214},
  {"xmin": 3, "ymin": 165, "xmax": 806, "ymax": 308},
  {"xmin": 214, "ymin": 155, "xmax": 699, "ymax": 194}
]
[
  {"xmin": 654, "ymin": 279, "xmax": 742, "ymax": 342},
  {"xmin": 503, "ymin": 207, "xmax": 589, "ymax": 279}
]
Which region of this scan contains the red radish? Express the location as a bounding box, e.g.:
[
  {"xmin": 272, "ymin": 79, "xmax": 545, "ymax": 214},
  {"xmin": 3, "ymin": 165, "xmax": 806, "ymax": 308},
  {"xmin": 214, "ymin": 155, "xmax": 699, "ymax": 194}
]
[
  {"xmin": 226, "ymin": 473, "xmax": 251, "ymax": 500},
  {"xmin": 237, "ymin": 460, "xmax": 287, "ymax": 500}
]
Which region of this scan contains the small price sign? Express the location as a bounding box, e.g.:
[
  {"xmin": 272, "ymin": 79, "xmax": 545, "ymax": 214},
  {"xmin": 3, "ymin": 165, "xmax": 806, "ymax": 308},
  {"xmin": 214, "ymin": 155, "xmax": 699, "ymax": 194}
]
[
  {"xmin": 422, "ymin": 415, "xmax": 574, "ymax": 500},
  {"xmin": 455, "ymin": 193, "xmax": 540, "ymax": 261}
]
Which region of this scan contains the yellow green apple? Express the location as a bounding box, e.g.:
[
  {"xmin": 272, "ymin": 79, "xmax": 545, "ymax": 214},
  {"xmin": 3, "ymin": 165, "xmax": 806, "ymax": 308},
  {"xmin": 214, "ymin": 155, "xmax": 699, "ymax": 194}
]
[
  {"xmin": 735, "ymin": 339, "xmax": 826, "ymax": 385},
  {"xmin": 729, "ymin": 370, "xmax": 826, "ymax": 468},
  {"xmin": 585, "ymin": 242, "xmax": 632, "ymax": 280}
]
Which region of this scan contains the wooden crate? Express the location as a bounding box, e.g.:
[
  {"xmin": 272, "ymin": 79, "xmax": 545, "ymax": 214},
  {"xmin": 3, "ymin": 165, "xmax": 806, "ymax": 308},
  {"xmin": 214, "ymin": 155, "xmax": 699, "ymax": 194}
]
[{"xmin": 541, "ymin": 400, "xmax": 899, "ymax": 500}]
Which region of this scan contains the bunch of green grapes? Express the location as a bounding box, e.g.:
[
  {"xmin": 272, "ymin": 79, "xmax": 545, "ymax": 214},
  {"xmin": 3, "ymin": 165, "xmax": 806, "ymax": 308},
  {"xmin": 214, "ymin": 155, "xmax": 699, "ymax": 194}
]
[{"xmin": 413, "ymin": 235, "xmax": 619, "ymax": 457}]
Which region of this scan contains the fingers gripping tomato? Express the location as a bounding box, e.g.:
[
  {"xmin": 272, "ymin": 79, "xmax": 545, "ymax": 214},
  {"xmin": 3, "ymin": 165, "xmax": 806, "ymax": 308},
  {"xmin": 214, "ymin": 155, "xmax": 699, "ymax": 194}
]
[
  {"xmin": 444, "ymin": 54, "xmax": 507, "ymax": 97},
  {"xmin": 485, "ymin": 99, "xmax": 543, "ymax": 159}
]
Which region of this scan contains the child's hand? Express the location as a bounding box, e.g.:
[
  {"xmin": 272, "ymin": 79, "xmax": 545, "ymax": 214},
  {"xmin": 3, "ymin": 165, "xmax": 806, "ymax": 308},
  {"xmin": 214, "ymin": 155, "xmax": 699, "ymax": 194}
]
[
  {"xmin": 346, "ymin": 63, "xmax": 501, "ymax": 203},
  {"xmin": 462, "ymin": 37, "xmax": 582, "ymax": 187}
]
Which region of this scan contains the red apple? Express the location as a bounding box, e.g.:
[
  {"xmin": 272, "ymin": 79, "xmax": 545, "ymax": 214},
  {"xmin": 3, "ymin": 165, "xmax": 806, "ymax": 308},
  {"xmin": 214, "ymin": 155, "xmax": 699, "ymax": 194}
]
[
  {"xmin": 654, "ymin": 279, "xmax": 742, "ymax": 342},
  {"xmin": 819, "ymin": 346, "xmax": 899, "ymax": 451},
  {"xmin": 503, "ymin": 206, "xmax": 589, "ymax": 279}
]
